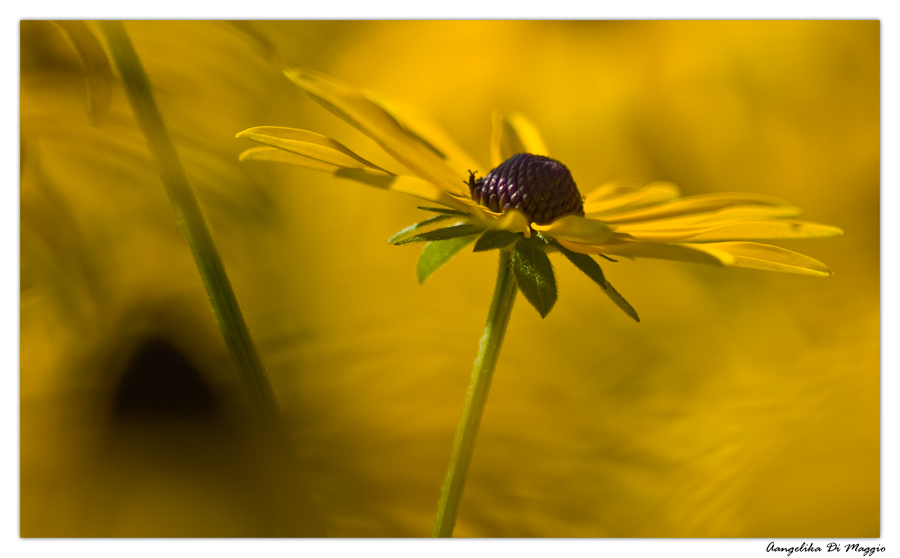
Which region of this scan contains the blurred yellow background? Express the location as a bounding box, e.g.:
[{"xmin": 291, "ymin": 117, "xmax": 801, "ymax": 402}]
[{"xmin": 20, "ymin": 20, "xmax": 879, "ymax": 537}]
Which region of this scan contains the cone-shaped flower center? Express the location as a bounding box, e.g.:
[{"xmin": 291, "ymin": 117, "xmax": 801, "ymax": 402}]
[{"xmin": 469, "ymin": 153, "xmax": 585, "ymax": 225}]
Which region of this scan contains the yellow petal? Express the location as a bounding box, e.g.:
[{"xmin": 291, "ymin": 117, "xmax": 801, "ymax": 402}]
[
  {"xmin": 332, "ymin": 168, "xmax": 473, "ymax": 213},
  {"xmin": 594, "ymin": 193, "xmax": 799, "ymax": 223},
  {"xmin": 51, "ymin": 21, "xmax": 113, "ymax": 126},
  {"xmin": 237, "ymin": 126, "xmax": 391, "ymax": 172},
  {"xmin": 685, "ymin": 220, "xmax": 843, "ymax": 242},
  {"xmin": 612, "ymin": 205, "xmax": 802, "ymax": 229},
  {"xmin": 532, "ymin": 215, "xmax": 613, "ymax": 245},
  {"xmin": 583, "ymin": 182, "xmax": 681, "ymax": 216},
  {"xmin": 239, "ymin": 146, "xmax": 349, "ymax": 172},
  {"xmin": 556, "ymin": 238, "xmax": 734, "ymax": 266},
  {"xmin": 284, "ymin": 68, "xmax": 467, "ymax": 196},
  {"xmin": 705, "ymin": 242, "xmax": 835, "ymax": 276},
  {"xmin": 557, "ymin": 239, "xmax": 834, "ymax": 277},
  {"xmin": 490, "ymin": 110, "xmax": 549, "ymax": 167},
  {"xmin": 364, "ymin": 92, "xmax": 484, "ymax": 178},
  {"xmin": 613, "ymin": 220, "xmax": 844, "ymax": 243},
  {"xmin": 582, "ymin": 178, "xmax": 648, "ymax": 202}
]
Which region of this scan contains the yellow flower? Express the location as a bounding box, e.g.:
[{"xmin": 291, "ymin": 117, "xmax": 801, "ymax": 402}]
[
  {"xmin": 238, "ymin": 68, "xmax": 842, "ymax": 323},
  {"xmin": 238, "ymin": 69, "xmax": 841, "ymax": 279},
  {"xmin": 237, "ymin": 69, "xmax": 848, "ymax": 535}
]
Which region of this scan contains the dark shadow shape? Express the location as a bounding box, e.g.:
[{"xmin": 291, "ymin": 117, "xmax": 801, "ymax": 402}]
[{"xmin": 112, "ymin": 337, "xmax": 218, "ymax": 422}]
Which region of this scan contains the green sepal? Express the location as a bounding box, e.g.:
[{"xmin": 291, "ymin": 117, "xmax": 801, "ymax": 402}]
[
  {"xmin": 510, "ymin": 240, "xmax": 558, "ymax": 318},
  {"xmin": 394, "ymin": 223, "xmax": 484, "ymax": 245},
  {"xmin": 388, "ymin": 214, "xmax": 454, "ymax": 244},
  {"xmin": 473, "ymin": 230, "xmax": 521, "ymax": 252},
  {"xmin": 603, "ymin": 279, "xmax": 640, "ymax": 322},
  {"xmin": 417, "ymin": 206, "xmax": 470, "ymax": 217},
  {"xmin": 417, "ymin": 236, "xmax": 478, "ymax": 284},
  {"xmin": 533, "ymin": 231, "xmax": 557, "ymax": 252},
  {"xmin": 552, "ymin": 240, "xmax": 607, "ymax": 290}
]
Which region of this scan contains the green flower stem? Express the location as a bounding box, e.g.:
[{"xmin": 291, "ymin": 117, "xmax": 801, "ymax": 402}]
[
  {"xmin": 97, "ymin": 22, "xmax": 281, "ymax": 432},
  {"xmin": 432, "ymin": 248, "xmax": 518, "ymax": 537}
]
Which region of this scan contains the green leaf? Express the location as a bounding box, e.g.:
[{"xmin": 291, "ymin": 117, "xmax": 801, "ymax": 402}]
[
  {"xmin": 394, "ymin": 223, "xmax": 484, "ymax": 245},
  {"xmin": 552, "ymin": 240, "xmax": 607, "ymax": 290},
  {"xmin": 387, "ymin": 214, "xmax": 454, "ymax": 244},
  {"xmin": 417, "ymin": 206, "xmax": 470, "ymax": 217},
  {"xmin": 510, "ymin": 241, "xmax": 557, "ymax": 318},
  {"xmin": 417, "ymin": 236, "xmax": 477, "ymax": 283},
  {"xmin": 603, "ymin": 280, "xmax": 640, "ymax": 322},
  {"xmin": 473, "ymin": 230, "xmax": 521, "ymax": 252}
]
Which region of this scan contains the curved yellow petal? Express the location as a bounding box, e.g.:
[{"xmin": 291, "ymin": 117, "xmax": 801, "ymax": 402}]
[
  {"xmin": 490, "ymin": 110, "xmax": 549, "ymax": 167},
  {"xmin": 582, "ymin": 178, "xmax": 648, "ymax": 202},
  {"xmin": 237, "ymin": 126, "xmax": 391, "ymax": 172},
  {"xmin": 613, "ymin": 220, "xmax": 844, "ymax": 243},
  {"xmin": 285, "ymin": 68, "xmax": 467, "ymax": 196},
  {"xmin": 611, "ymin": 205, "xmax": 802, "ymax": 229},
  {"xmin": 557, "ymin": 238, "xmax": 834, "ymax": 277},
  {"xmin": 705, "ymin": 242, "xmax": 834, "ymax": 276},
  {"xmin": 532, "ymin": 215, "xmax": 613, "ymax": 245},
  {"xmin": 584, "ymin": 182, "xmax": 681, "ymax": 216},
  {"xmin": 364, "ymin": 92, "xmax": 484, "ymax": 178},
  {"xmin": 51, "ymin": 21, "xmax": 113, "ymax": 126},
  {"xmin": 689, "ymin": 220, "xmax": 844, "ymax": 242},
  {"xmin": 239, "ymin": 146, "xmax": 352, "ymax": 173},
  {"xmin": 557, "ymin": 238, "xmax": 734, "ymax": 266},
  {"xmin": 595, "ymin": 193, "xmax": 799, "ymax": 224},
  {"xmin": 333, "ymin": 168, "xmax": 473, "ymax": 213}
]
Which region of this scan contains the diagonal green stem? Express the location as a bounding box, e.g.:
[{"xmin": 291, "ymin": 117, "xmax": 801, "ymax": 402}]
[
  {"xmin": 432, "ymin": 248, "xmax": 518, "ymax": 537},
  {"xmin": 97, "ymin": 21, "xmax": 281, "ymax": 432}
]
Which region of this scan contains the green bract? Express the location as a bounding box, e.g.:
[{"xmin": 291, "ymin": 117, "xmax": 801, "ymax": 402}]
[{"xmin": 387, "ymin": 211, "xmax": 641, "ymax": 320}]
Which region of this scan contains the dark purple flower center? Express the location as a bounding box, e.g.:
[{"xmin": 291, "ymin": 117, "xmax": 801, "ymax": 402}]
[{"xmin": 468, "ymin": 153, "xmax": 585, "ymax": 225}]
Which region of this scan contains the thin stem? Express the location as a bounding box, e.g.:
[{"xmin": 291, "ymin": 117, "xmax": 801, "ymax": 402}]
[
  {"xmin": 97, "ymin": 21, "xmax": 281, "ymax": 433},
  {"xmin": 432, "ymin": 249, "xmax": 518, "ymax": 537}
]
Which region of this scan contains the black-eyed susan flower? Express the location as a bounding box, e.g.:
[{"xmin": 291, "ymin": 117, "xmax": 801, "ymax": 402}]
[
  {"xmin": 237, "ymin": 69, "xmax": 841, "ymax": 322},
  {"xmin": 237, "ymin": 68, "xmax": 842, "ymax": 537}
]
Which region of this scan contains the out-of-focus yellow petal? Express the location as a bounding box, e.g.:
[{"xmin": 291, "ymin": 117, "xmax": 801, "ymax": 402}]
[
  {"xmin": 533, "ymin": 215, "xmax": 614, "ymax": 245},
  {"xmin": 239, "ymin": 146, "xmax": 350, "ymax": 173},
  {"xmin": 557, "ymin": 238, "xmax": 734, "ymax": 266},
  {"xmin": 51, "ymin": 21, "xmax": 113, "ymax": 126},
  {"xmin": 595, "ymin": 193, "xmax": 799, "ymax": 224},
  {"xmin": 614, "ymin": 220, "xmax": 844, "ymax": 243},
  {"xmin": 490, "ymin": 110, "xmax": 549, "ymax": 167},
  {"xmin": 364, "ymin": 92, "xmax": 484, "ymax": 177},
  {"xmin": 582, "ymin": 179, "xmax": 648, "ymax": 202},
  {"xmin": 285, "ymin": 68, "xmax": 467, "ymax": 197},
  {"xmin": 237, "ymin": 127, "xmax": 392, "ymax": 172},
  {"xmin": 333, "ymin": 168, "xmax": 473, "ymax": 213},
  {"xmin": 704, "ymin": 242, "xmax": 835, "ymax": 276},
  {"xmin": 584, "ymin": 182, "xmax": 681, "ymax": 216}
]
